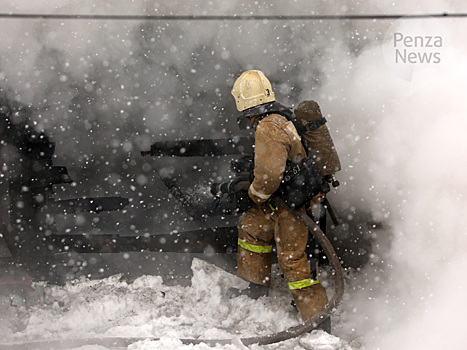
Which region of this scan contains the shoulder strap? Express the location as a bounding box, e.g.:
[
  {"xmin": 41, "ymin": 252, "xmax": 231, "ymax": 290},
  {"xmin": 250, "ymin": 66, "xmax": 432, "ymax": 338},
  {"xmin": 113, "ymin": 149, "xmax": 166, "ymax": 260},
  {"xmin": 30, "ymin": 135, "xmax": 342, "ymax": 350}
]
[
  {"xmin": 242, "ymin": 101, "xmax": 311, "ymax": 153},
  {"xmin": 304, "ymin": 117, "xmax": 327, "ymax": 132},
  {"xmin": 242, "ymin": 101, "xmax": 293, "ymax": 120}
]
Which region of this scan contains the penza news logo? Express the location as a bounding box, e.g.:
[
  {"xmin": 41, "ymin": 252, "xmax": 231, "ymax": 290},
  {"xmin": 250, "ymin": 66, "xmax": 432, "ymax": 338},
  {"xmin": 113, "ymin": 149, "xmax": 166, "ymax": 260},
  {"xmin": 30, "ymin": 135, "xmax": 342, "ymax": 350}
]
[
  {"xmin": 393, "ymin": 32, "xmax": 442, "ymax": 64},
  {"xmin": 383, "ymin": 17, "xmax": 450, "ymax": 81}
]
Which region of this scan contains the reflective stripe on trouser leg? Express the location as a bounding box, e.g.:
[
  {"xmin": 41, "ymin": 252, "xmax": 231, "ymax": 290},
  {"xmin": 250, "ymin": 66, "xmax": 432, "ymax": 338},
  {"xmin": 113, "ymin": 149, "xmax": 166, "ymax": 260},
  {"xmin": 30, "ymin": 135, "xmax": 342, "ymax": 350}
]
[
  {"xmin": 238, "ymin": 238, "xmax": 272, "ymax": 254},
  {"xmin": 288, "ymin": 278, "xmax": 320, "ymax": 290},
  {"xmin": 237, "ymin": 206, "xmax": 274, "ymax": 286},
  {"xmin": 237, "ymin": 244, "xmax": 272, "ymax": 285}
]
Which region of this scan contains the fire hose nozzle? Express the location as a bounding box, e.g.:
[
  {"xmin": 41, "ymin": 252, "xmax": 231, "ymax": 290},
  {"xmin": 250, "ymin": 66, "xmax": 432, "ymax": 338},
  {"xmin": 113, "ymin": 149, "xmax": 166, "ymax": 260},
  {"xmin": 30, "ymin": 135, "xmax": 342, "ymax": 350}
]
[{"xmin": 210, "ymin": 177, "xmax": 251, "ymax": 197}]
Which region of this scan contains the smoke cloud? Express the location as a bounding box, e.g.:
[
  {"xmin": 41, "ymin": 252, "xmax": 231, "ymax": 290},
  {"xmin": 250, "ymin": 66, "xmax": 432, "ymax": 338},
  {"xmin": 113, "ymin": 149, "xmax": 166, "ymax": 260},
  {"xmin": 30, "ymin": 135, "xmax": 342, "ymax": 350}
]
[
  {"xmin": 1, "ymin": 0, "xmax": 467, "ymax": 349},
  {"xmin": 318, "ymin": 6, "xmax": 467, "ymax": 350}
]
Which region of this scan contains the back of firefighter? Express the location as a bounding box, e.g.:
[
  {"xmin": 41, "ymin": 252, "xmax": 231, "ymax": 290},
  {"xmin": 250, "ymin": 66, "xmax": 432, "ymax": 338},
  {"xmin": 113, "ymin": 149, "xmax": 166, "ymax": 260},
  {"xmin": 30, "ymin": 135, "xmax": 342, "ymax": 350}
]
[{"xmin": 231, "ymin": 70, "xmax": 328, "ymax": 321}]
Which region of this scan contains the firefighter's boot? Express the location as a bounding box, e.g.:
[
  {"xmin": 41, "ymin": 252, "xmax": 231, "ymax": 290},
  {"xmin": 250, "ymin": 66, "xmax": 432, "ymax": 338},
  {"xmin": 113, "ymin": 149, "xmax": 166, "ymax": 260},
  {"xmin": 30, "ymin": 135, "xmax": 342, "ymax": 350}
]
[{"xmin": 291, "ymin": 282, "xmax": 329, "ymax": 322}]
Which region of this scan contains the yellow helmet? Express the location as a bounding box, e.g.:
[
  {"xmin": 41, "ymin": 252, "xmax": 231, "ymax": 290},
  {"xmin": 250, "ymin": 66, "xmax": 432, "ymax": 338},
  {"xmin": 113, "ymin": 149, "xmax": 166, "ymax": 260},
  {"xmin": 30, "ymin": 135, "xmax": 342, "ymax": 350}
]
[{"xmin": 231, "ymin": 70, "xmax": 275, "ymax": 111}]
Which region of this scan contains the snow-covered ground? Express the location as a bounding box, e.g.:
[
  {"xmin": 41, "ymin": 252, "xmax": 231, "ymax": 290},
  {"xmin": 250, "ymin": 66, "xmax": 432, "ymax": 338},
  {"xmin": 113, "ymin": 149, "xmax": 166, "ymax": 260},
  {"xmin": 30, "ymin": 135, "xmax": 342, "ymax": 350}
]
[
  {"xmin": 2, "ymin": 1, "xmax": 467, "ymax": 349},
  {"xmin": 1, "ymin": 258, "xmax": 355, "ymax": 350}
]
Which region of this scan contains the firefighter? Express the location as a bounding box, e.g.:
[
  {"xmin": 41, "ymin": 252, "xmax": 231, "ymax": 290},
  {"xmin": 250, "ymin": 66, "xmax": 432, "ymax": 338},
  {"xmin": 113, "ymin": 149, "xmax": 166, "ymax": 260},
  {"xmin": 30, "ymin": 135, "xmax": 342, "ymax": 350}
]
[{"xmin": 230, "ymin": 70, "xmax": 329, "ymax": 322}]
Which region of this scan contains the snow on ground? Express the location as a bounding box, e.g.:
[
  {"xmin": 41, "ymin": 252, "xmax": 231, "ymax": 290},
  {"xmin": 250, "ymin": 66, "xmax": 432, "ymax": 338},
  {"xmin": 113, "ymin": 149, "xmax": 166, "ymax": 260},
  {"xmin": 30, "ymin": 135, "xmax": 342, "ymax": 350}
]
[{"xmin": 0, "ymin": 258, "xmax": 354, "ymax": 350}]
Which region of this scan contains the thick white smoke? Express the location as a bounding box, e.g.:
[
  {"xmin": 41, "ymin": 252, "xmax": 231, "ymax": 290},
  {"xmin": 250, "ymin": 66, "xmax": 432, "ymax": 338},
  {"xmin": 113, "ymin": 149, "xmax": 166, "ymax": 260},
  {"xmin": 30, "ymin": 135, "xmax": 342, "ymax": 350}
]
[
  {"xmin": 1, "ymin": 1, "xmax": 467, "ymax": 349},
  {"xmin": 316, "ymin": 10, "xmax": 467, "ymax": 350}
]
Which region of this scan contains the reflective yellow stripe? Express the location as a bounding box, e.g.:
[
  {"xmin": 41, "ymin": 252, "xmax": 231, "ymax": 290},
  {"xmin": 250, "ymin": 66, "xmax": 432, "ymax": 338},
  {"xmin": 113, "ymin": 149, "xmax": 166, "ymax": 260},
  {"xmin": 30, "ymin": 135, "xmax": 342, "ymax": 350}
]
[
  {"xmin": 249, "ymin": 184, "xmax": 271, "ymax": 200},
  {"xmin": 288, "ymin": 278, "xmax": 320, "ymax": 290},
  {"xmin": 268, "ymin": 199, "xmax": 279, "ymax": 212},
  {"xmin": 237, "ymin": 238, "xmax": 272, "ymax": 254}
]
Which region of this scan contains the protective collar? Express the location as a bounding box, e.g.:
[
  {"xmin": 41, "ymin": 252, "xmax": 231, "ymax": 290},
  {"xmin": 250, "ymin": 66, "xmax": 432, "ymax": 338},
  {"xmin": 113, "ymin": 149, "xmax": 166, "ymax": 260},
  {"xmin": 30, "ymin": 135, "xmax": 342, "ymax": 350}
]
[{"xmin": 241, "ymin": 101, "xmax": 294, "ymax": 120}]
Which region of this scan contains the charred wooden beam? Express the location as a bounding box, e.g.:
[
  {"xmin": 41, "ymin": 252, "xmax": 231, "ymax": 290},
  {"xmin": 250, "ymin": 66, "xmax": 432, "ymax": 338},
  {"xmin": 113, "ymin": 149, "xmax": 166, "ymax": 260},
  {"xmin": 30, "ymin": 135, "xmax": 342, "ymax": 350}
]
[
  {"xmin": 28, "ymin": 166, "xmax": 73, "ymax": 189},
  {"xmin": 141, "ymin": 137, "xmax": 253, "ymax": 157},
  {"xmin": 40, "ymin": 196, "xmax": 130, "ymax": 215},
  {"xmin": 50, "ymin": 226, "xmax": 238, "ymax": 254}
]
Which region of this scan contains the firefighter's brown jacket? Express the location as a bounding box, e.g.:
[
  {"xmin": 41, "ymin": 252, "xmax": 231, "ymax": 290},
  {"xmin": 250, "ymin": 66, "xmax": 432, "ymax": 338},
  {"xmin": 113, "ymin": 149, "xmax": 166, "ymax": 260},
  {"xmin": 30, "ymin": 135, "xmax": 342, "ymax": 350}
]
[{"xmin": 248, "ymin": 113, "xmax": 306, "ymax": 204}]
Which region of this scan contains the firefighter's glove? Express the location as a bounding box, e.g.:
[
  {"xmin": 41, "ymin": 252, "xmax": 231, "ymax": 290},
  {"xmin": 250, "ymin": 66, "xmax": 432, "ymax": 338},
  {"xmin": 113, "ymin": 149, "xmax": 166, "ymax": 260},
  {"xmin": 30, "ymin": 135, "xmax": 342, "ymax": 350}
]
[{"xmin": 228, "ymin": 177, "xmax": 250, "ymax": 193}]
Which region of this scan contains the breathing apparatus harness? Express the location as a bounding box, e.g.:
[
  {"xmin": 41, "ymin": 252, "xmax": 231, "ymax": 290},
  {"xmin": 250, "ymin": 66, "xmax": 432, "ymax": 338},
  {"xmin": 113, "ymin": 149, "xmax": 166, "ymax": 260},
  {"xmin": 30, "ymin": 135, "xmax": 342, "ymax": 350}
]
[{"xmin": 240, "ymin": 102, "xmax": 339, "ymax": 222}]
